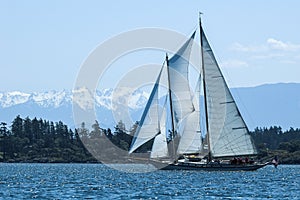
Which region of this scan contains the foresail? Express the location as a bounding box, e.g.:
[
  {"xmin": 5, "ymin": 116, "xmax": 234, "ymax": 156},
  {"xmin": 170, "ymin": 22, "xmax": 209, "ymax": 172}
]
[
  {"xmin": 129, "ymin": 65, "xmax": 164, "ymax": 154},
  {"xmin": 151, "ymin": 108, "xmax": 169, "ymax": 158},
  {"xmin": 201, "ymin": 27, "xmax": 257, "ymax": 157},
  {"xmin": 177, "ymin": 75, "xmax": 202, "ymax": 155},
  {"xmin": 177, "ymin": 111, "xmax": 201, "ymax": 154},
  {"xmin": 168, "ymin": 31, "xmax": 196, "ymax": 126}
]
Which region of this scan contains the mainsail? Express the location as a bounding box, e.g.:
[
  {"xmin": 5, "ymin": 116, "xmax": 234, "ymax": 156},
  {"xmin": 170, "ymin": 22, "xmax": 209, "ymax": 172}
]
[{"xmin": 200, "ymin": 25, "xmax": 257, "ymax": 158}]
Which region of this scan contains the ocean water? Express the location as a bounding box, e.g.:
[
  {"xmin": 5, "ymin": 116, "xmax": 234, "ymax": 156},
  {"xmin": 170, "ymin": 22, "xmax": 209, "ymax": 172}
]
[{"xmin": 0, "ymin": 163, "xmax": 298, "ymax": 199}]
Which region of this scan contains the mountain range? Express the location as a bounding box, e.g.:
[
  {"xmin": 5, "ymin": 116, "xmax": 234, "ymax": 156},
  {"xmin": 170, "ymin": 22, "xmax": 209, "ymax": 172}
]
[{"xmin": 0, "ymin": 83, "xmax": 299, "ymax": 131}]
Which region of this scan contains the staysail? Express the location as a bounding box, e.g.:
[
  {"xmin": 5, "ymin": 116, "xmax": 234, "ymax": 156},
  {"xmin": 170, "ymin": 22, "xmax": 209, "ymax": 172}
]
[
  {"xmin": 200, "ymin": 25, "xmax": 257, "ymax": 158},
  {"xmin": 129, "ymin": 65, "xmax": 165, "ymax": 154},
  {"xmin": 150, "ymin": 107, "xmax": 169, "ymax": 158},
  {"xmin": 177, "ymin": 75, "xmax": 202, "ymax": 155},
  {"xmin": 177, "ymin": 111, "xmax": 202, "ymax": 154}
]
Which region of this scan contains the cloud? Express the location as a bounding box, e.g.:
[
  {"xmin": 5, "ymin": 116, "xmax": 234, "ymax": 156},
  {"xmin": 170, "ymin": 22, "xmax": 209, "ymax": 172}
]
[
  {"xmin": 230, "ymin": 39, "xmax": 300, "ymax": 65},
  {"xmin": 231, "ymin": 39, "xmax": 300, "ymax": 53},
  {"xmin": 220, "ymin": 60, "xmax": 249, "ymax": 68},
  {"xmin": 267, "ymin": 38, "xmax": 300, "ymax": 51},
  {"xmin": 230, "ymin": 43, "xmax": 267, "ymax": 53}
]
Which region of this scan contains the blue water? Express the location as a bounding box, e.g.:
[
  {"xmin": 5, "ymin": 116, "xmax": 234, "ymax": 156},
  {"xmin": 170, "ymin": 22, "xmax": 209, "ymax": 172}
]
[{"xmin": 0, "ymin": 163, "xmax": 299, "ymax": 199}]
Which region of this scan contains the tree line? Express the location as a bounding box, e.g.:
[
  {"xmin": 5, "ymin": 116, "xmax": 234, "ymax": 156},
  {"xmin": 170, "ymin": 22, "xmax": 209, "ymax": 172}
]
[
  {"xmin": 0, "ymin": 116, "xmax": 97, "ymax": 163},
  {"xmin": 251, "ymin": 126, "xmax": 300, "ymax": 164},
  {"xmin": 0, "ymin": 116, "xmax": 138, "ymax": 163},
  {"xmin": 0, "ymin": 116, "xmax": 299, "ymax": 164}
]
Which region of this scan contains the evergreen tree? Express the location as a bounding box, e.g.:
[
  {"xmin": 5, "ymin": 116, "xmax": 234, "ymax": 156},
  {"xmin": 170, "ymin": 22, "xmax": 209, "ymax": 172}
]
[
  {"xmin": 0, "ymin": 122, "xmax": 9, "ymax": 161},
  {"xmin": 23, "ymin": 117, "xmax": 33, "ymax": 143},
  {"xmin": 11, "ymin": 115, "xmax": 23, "ymax": 137}
]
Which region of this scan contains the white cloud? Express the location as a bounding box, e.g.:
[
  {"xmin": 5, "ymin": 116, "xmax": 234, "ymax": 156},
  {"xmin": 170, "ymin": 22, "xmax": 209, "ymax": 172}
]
[
  {"xmin": 230, "ymin": 39, "xmax": 300, "ymax": 65},
  {"xmin": 231, "ymin": 39, "xmax": 300, "ymax": 53},
  {"xmin": 267, "ymin": 38, "xmax": 300, "ymax": 51},
  {"xmin": 220, "ymin": 60, "xmax": 249, "ymax": 68},
  {"xmin": 230, "ymin": 42, "xmax": 267, "ymax": 53}
]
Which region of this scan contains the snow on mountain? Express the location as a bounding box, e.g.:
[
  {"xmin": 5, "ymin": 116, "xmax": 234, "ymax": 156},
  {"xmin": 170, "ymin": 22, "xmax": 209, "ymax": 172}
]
[
  {"xmin": 0, "ymin": 88, "xmax": 149, "ymax": 129},
  {"xmin": 0, "ymin": 88, "xmax": 149, "ymax": 110},
  {"xmin": 0, "ymin": 90, "xmax": 73, "ymax": 108},
  {"xmin": 0, "ymin": 91, "xmax": 31, "ymax": 108},
  {"xmin": 95, "ymin": 88, "xmax": 113, "ymax": 109},
  {"xmin": 0, "ymin": 88, "xmax": 145, "ymax": 130},
  {"xmin": 72, "ymin": 87, "xmax": 95, "ymax": 110},
  {"xmin": 32, "ymin": 90, "xmax": 72, "ymax": 108}
]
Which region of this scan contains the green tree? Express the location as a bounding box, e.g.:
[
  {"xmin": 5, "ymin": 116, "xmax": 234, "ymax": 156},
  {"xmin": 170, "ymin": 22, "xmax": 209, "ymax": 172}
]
[
  {"xmin": 23, "ymin": 117, "xmax": 33, "ymax": 143},
  {"xmin": 11, "ymin": 115, "xmax": 23, "ymax": 137},
  {"xmin": 0, "ymin": 122, "xmax": 9, "ymax": 161}
]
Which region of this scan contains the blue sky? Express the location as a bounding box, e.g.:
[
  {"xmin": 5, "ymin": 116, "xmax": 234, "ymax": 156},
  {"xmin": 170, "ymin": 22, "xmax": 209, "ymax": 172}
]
[{"xmin": 1, "ymin": 0, "xmax": 300, "ymax": 92}]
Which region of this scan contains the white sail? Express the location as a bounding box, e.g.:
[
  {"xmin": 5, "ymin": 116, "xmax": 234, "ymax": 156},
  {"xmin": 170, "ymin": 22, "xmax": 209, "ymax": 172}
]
[
  {"xmin": 168, "ymin": 31, "xmax": 196, "ymax": 126},
  {"xmin": 201, "ymin": 27, "xmax": 257, "ymax": 157},
  {"xmin": 177, "ymin": 111, "xmax": 202, "ymax": 154},
  {"xmin": 129, "ymin": 65, "xmax": 165, "ymax": 154},
  {"xmin": 177, "ymin": 75, "xmax": 202, "ymax": 154},
  {"xmin": 150, "ymin": 108, "xmax": 169, "ymax": 158}
]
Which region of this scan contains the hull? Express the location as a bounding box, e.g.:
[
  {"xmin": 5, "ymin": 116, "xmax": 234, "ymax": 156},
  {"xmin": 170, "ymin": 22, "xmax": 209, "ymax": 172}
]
[{"xmin": 151, "ymin": 160, "xmax": 268, "ymax": 171}]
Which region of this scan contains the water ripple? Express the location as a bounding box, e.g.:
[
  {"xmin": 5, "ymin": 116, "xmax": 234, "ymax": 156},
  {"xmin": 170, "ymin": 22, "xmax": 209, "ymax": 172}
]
[{"xmin": 0, "ymin": 163, "xmax": 299, "ymax": 199}]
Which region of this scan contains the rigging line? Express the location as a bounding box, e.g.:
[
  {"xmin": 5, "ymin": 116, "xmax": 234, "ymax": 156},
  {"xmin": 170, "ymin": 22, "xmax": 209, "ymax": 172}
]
[
  {"xmin": 156, "ymin": 59, "xmax": 166, "ymax": 133},
  {"xmin": 166, "ymin": 53, "xmax": 176, "ymax": 159},
  {"xmin": 232, "ymin": 87, "xmax": 256, "ymax": 131},
  {"xmin": 216, "ymin": 135, "xmax": 252, "ymax": 148}
]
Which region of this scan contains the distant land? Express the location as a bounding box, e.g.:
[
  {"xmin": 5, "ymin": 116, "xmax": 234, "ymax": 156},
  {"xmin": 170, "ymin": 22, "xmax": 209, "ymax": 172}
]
[
  {"xmin": 0, "ymin": 83, "xmax": 299, "ymax": 130},
  {"xmin": 231, "ymin": 83, "xmax": 300, "ymax": 130}
]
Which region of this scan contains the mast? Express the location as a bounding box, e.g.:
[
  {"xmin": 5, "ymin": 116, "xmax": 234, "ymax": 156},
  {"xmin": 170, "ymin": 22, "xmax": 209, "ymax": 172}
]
[
  {"xmin": 199, "ymin": 13, "xmax": 212, "ymax": 162},
  {"xmin": 166, "ymin": 53, "xmax": 176, "ymax": 160}
]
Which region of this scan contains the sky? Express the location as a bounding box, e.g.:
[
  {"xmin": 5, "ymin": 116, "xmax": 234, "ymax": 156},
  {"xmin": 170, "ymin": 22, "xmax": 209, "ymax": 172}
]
[{"xmin": 1, "ymin": 0, "xmax": 300, "ymax": 92}]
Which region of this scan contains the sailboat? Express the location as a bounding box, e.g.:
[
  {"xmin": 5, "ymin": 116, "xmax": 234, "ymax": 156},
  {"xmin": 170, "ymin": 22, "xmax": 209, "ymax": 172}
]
[{"xmin": 128, "ymin": 15, "xmax": 268, "ymax": 171}]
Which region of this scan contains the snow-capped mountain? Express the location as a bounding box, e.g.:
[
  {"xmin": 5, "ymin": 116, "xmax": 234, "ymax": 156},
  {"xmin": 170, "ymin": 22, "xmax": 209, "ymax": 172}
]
[
  {"xmin": 0, "ymin": 88, "xmax": 148, "ymax": 110},
  {"xmin": 0, "ymin": 90, "xmax": 72, "ymax": 108},
  {"xmin": 0, "ymin": 88, "xmax": 149, "ymax": 129}
]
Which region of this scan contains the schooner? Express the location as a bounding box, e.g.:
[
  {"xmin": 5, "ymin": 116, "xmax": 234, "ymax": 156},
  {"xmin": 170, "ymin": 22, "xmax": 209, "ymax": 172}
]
[{"xmin": 128, "ymin": 15, "xmax": 268, "ymax": 171}]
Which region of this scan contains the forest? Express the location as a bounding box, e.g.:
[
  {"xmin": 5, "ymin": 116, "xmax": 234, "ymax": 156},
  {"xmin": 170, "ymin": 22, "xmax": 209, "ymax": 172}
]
[{"xmin": 0, "ymin": 115, "xmax": 299, "ymax": 164}]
